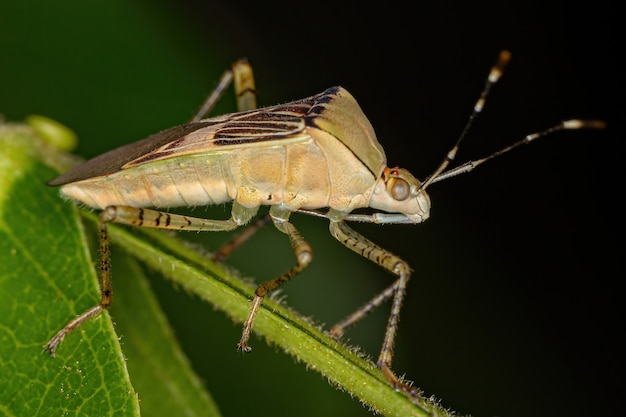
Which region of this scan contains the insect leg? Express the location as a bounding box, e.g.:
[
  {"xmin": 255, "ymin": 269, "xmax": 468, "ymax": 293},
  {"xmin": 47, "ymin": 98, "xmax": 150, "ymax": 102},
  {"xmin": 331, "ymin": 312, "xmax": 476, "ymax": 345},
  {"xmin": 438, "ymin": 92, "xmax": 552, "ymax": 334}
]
[
  {"xmin": 192, "ymin": 59, "xmax": 257, "ymax": 122},
  {"xmin": 96, "ymin": 204, "xmax": 258, "ymax": 232},
  {"xmin": 329, "ymin": 280, "xmax": 398, "ymax": 338},
  {"xmin": 212, "ymin": 213, "xmax": 272, "ymax": 262},
  {"xmin": 45, "ymin": 203, "xmax": 259, "ymax": 356},
  {"xmin": 232, "ymin": 59, "xmax": 256, "ymax": 112},
  {"xmin": 328, "ymin": 215, "xmax": 416, "ymax": 396},
  {"xmin": 44, "ymin": 210, "xmax": 120, "ymax": 356},
  {"xmin": 198, "ymin": 59, "xmax": 267, "ymax": 261},
  {"xmin": 237, "ymin": 205, "xmax": 313, "ymax": 352}
]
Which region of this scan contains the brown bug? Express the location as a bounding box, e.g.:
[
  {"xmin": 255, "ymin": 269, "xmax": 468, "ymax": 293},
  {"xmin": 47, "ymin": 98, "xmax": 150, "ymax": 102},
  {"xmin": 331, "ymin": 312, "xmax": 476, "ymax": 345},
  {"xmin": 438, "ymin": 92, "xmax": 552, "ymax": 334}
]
[{"xmin": 45, "ymin": 51, "xmax": 604, "ymax": 396}]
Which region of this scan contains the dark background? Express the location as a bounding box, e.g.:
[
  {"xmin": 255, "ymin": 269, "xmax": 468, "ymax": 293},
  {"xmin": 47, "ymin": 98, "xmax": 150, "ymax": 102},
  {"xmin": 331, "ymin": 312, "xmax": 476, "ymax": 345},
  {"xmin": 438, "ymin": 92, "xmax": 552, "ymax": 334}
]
[{"xmin": 1, "ymin": 1, "xmax": 620, "ymax": 416}]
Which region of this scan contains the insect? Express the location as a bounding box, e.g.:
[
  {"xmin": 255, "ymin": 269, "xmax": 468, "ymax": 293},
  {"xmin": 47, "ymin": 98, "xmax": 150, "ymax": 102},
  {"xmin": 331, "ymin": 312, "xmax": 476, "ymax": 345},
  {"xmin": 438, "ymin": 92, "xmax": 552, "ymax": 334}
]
[{"xmin": 45, "ymin": 51, "xmax": 604, "ymax": 398}]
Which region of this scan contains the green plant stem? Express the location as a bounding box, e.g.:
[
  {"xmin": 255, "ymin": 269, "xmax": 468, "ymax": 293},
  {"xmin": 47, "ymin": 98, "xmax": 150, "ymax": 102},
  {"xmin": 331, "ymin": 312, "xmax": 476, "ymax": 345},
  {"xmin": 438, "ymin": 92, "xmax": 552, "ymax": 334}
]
[{"xmin": 85, "ymin": 211, "xmax": 447, "ymax": 417}]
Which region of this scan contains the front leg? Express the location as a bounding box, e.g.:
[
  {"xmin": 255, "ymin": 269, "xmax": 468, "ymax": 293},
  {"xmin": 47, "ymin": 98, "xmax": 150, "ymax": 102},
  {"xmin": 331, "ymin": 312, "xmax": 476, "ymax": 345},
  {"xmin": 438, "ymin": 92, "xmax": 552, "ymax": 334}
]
[
  {"xmin": 237, "ymin": 205, "xmax": 313, "ymax": 352},
  {"xmin": 327, "ymin": 210, "xmax": 417, "ymax": 396}
]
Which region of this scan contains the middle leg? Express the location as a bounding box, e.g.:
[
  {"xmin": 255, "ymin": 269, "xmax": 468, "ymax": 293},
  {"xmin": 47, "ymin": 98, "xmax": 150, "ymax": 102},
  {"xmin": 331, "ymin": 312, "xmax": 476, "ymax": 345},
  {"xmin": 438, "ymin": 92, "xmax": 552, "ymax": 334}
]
[{"xmin": 237, "ymin": 205, "xmax": 313, "ymax": 352}]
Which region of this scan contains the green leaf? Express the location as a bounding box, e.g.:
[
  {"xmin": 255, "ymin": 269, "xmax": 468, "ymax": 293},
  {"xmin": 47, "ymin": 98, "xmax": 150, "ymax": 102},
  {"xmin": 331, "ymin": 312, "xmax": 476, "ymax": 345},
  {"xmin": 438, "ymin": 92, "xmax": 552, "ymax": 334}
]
[
  {"xmin": 0, "ymin": 120, "xmax": 221, "ymax": 417},
  {"xmin": 0, "ymin": 122, "xmax": 139, "ymax": 417},
  {"xmin": 109, "ymin": 251, "xmax": 221, "ymax": 417},
  {"xmin": 1, "ymin": 118, "xmax": 457, "ymax": 416},
  {"xmin": 83, "ymin": 216, "xmax": 439, "ymax": 417}
]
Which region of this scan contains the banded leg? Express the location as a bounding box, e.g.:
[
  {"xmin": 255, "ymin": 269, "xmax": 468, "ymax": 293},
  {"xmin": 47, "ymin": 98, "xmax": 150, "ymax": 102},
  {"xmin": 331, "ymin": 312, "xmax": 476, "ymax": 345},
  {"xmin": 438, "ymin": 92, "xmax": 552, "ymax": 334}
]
[
  {"xmin": 46, "ymin": 60, "xmax": 260, "ymax": 356},
  {"xmin": 328, "ymin": 210, "xmax": 416, "ymax": 396},
  {"xmin": 231, "ymin": 59, "xmax": 257, "ymax": 112},
  {"xmin": 45, "ymin": 202, "xmax": 259, "ymax": 355},
  {"xmin": 237, "ymin": 206, "xmax": 313, "ymax": 352},
  {"xmin": 192, "ymin": 59, "xmax": 257, "ymax": 121},
  {"xmin": 195, "ymin": 59, "xmax": 270, "ymax": 262}
]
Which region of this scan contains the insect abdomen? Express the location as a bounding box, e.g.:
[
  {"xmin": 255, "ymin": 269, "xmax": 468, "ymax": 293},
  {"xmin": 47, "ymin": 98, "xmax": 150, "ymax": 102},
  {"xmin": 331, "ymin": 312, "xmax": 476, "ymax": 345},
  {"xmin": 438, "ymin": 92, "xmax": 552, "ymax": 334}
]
[{"xmin": 59, "ymin": 155, "xmax": 234, "ymax": 209}]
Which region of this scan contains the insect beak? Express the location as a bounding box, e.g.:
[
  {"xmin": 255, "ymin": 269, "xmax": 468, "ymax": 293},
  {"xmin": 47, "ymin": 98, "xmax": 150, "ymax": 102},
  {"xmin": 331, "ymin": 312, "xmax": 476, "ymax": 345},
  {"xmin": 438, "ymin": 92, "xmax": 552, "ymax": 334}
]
[{"xmin": 407, "ymin": 187, "xmax": 431, "ymax": 223}]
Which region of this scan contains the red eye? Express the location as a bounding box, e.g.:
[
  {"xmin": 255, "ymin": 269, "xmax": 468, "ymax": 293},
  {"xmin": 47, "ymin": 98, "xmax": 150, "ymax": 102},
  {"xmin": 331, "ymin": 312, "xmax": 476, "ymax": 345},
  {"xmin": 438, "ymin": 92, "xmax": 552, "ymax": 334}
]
[{"xmin": 390, "ymin": 178, "xmax": 410, "ymax": 201}]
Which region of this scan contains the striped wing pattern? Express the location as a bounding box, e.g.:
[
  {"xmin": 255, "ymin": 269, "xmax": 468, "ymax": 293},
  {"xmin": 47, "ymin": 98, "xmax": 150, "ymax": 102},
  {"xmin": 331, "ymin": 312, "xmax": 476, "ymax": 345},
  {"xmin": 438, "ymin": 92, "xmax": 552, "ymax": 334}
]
[
  {"xmin": 122, "ymin": 93, "xmax": 329, "ymax": 168},
  {"xmin": 47, "ymin": 87, "xmax": 341, "ymax": 185}
]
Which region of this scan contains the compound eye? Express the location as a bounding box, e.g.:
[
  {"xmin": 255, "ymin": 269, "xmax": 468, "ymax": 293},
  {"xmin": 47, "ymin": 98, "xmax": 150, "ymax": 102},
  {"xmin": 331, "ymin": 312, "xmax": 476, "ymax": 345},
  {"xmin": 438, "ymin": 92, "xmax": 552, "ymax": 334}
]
[{"xmin": 390, "ymin": 178, "xmax": 410, "ymax": 201}]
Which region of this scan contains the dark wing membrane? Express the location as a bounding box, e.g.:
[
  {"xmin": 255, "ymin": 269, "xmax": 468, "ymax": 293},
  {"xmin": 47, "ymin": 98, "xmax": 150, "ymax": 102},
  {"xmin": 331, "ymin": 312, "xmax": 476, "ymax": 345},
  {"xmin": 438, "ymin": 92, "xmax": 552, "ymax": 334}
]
[
  {"xmin": 47, "ymin": 122, "xmax": 217, "ymax": 186},
  {"xmin": 48, "ymin": 94, "xmax": 322, "ymax": 186},
  {"xmin": 121, "ymin": 99, "xmax": 318, "ymax": 168}
]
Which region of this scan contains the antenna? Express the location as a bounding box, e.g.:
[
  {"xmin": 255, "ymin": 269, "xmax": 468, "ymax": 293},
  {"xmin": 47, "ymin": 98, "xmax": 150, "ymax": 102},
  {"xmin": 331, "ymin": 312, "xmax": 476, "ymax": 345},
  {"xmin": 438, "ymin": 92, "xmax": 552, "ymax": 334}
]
[{"xmin": 419, "ymin": 50, "xmax": 605, "ymax": 188}]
